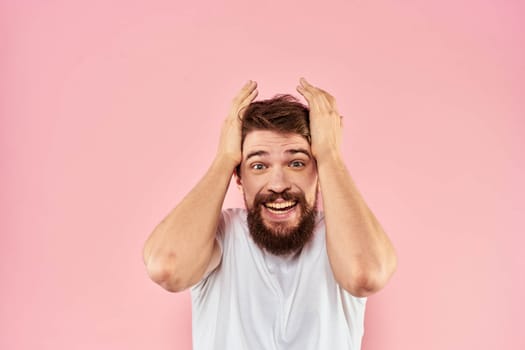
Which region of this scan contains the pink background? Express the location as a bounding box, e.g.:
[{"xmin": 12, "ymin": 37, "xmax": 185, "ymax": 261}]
[{"xmin": 2, "ymin": 0, "xmax": 524, "ymax": 349}]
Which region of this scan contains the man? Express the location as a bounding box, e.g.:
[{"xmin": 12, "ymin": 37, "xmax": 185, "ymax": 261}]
[{"xmin": 143, "ymin": 78, "xmax": 397, "ymax": 349}]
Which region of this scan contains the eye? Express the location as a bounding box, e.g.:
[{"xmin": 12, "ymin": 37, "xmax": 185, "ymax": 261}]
[
  {"xmin": 251, "ymin": 163, "xmax": 266, "ymax": 170},
  {"xmin": 290, "ymin": 160, "xmax": 305, "ymax": 168}
]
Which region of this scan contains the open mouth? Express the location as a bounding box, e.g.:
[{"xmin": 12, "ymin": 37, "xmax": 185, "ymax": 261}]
[{"xmin": 263, "ymin": 200, "xmax": 298, "ymax": 214}]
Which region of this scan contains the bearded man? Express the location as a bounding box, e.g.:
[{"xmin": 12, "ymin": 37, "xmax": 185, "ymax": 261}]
[{"xmin": 143, "ymin": 78, "xmax": 397, "ymax": 350}]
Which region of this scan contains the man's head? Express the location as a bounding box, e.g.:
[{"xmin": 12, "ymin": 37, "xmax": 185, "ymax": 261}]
[{"xmin": 235, "ymin": 95, "xmax": 319, "ymax": 256}]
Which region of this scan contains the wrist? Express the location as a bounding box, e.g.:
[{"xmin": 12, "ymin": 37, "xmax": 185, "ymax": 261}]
[
  {"xmin": 213, "ymin": 152, "xmax": 240, "ymax": 171},
  {"xmin": 313, "ymin": 147, "xmax": 342, "ymax": 167}
]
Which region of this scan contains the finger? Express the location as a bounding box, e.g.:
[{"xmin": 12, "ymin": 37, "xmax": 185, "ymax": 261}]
[
  {"xmin": 237, "ymin": 89, "xmax": 258, "ymax": 119},
  {"xmin": 243, "ymin": 79, "xmax": 256, "ymax": 88},
  {"xmin": 299, "ymin": 77, "xmax": 313, "ymax": 88},
  {"xmin": 299, "ymin": 78, "xmax": 326, "ymax": 102},
  {"xmin": 296, "ymin": 84, "xmax": 313, "ymax": 100},
  {"xmin": 241, "ymin": 88, "xmax": 258, "ymax": 108},
  {"xmin": 296, "ymin": 86, "xmax": 315, "ymax": 109},
  {"xmin": 248, "ymin": 87, "xmax": 258, "ymax": 100},
  {"xmin": 303, "ymin": 78, "xmax": 330, "ymax": 97},
  {"xmin": 298, "ymin": 81, "xmax": 326, "ymax": 105},
  {"xmin": 300, "ymin": 78, "xmax": 325, "ymax": 96},
  {"xmin": 240, "ymin": 80, "xmax": 257, "ymax": 98},
  {"xmin": 239, "ymin": 80, "xmax": 256, "ymax": 94},
  {"xmin": 299, "ymin": 78, "xmax": 315, "ymax": 95},
  {"xmin": 234, "ymin": 80, "xmax": 257, "ymax": 103},
  {"xmin": 301, "ymin": 79, "xmax": 337, "ymax": 108},
  {"xmin": 297, "ymin": 87, "xmax": 326, "ymax": 115}
]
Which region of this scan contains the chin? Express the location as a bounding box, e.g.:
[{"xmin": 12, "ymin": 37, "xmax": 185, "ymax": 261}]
[{"xmin": 263, "ymin": 221, "xmax": 299, "ymax": 236}]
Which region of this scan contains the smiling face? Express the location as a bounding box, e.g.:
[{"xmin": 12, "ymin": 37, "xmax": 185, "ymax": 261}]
[{"xmin": 237, "ymin": 130, "xmax": 319, "ymax": 255}]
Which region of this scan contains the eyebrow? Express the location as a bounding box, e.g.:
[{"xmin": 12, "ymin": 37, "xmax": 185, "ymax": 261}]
[
  {"xmin": 286, "ymin": 148, "xmax": 312, "ymax": 159},
  {"xmin": 244, "ymin": 148, "xmax": 312, "ymax": 161}
]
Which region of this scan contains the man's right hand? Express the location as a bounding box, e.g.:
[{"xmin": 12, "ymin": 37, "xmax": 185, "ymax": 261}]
[
  {"xmin": 143, "ymin": 80, "xmax": 258, "ymax": 292},
  {"xmin": 217, "ymin": 80, "xmax": 258, "ymax": 164}
]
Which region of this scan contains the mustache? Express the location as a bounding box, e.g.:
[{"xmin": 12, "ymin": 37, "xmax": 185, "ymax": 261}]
[
  {"xmin": 246, "ymin": 189, "xmax": 318, "ymax": 256},
  {"xmin": 253, "ymin": 190, "xmax": 305, "ymax": 207}
]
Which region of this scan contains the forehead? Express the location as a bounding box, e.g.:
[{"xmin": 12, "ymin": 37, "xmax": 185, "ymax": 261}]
[{"xmin": 242, "ymin": 130, "xmax": 310, "ymax": 154}]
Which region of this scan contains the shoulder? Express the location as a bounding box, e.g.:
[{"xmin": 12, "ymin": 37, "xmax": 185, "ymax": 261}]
[
  {"xmin": 222, "ymin": 207, "xmax": 247, "ymax": 220},
  {"xmin": 315, "ymin": 210, "xmax": 325, "ymax": 225},
  {"xmin": 313, "ymin": 211, "xmax": 326, "ymax": 236},
  {"xmin": 220, "ymin": 208, "xmax": 247, "ymax": 229},
  {"xmin": 216, "ymin": 208, "xmax": 248, "ymax": 239},
  {"xmin": 189, "ymin": 208, "xmax": 247, "ymax": 292}
]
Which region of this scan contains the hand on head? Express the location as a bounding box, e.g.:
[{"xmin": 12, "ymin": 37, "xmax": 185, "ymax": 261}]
[
  {"xmin": 217, "ymin": 80, "xmax": 258, "ymax": 164},
  {"xmin": 218, "ymin": 78, "xmax": 343, "ymax": 167}
]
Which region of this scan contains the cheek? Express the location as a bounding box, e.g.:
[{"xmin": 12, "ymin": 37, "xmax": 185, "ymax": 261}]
[
  {"xmin": 241, "ymin": 178, "xmax": 263, "ymax": 204},
  {"xmin": 301, "ymin": 172, "xmax": 318, "ymax": 202},
  {"xmin": 243, "ymin": 170, "xmax": 270, "ymax": 188}
]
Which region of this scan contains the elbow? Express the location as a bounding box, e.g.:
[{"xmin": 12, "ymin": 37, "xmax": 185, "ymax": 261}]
[
  {"xmin": 342, "ymin": 256, "xmax": 398, "ymax": 297},
  {"xmin": 341, "ymin": 273, "xmax": 380, "ymax": 297},
  {"xmin": 145, "ymin": 254, "xmax": 187, "ymax": 293}
]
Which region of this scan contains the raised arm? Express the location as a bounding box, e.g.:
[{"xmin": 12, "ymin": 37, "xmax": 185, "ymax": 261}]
[
  {"xmin": 143, "ymin": 81, "xmax": 258, "ymax": 292},
  {"xmin": 297, "ymin": 78, "xmax": 397, "ymax": 297}
]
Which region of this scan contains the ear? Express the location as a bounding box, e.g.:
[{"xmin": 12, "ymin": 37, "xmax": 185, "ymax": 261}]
[{"xmin": 234, "ymin": 170, "xmax": 244, "ymax": 194}]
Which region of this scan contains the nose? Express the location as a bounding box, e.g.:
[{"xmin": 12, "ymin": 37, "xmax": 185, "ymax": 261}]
[{"xmin": 267, "ymin": 166, "xmax": 291, "ymax": 194}]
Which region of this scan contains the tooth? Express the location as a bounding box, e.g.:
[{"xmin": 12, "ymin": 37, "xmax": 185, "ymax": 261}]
[
  {"xmin": 265, "ymin": 201, "xmax": 297, "ymax": 210},
  {"xmin": 269, "ymin": 201, "xmax": 288, "ymax": 209}
]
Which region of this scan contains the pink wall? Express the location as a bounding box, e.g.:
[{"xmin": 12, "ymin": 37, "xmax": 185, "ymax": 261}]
[{"xmin": 2, "ymin": 0, "xmax": 524, "ymax": 349}]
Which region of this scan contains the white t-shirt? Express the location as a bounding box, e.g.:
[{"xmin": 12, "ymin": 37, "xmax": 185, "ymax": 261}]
[{"xmin": 190, "ymin": 208, "xmax": 367, "ymax": 350}]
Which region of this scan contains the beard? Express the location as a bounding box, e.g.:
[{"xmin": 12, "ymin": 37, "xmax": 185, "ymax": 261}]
[{"xmin": 245, "ymin": 189, "xmax": 318, "ymax": 256}]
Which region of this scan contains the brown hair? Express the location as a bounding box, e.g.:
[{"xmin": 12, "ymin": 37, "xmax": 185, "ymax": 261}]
[
  {"xmin": 241, "ymin": 94, "xmax": 310, "ymax": 144},
  {"xmin": 236, "ymin": 94, "xmax": 310, "ymax": 176}
]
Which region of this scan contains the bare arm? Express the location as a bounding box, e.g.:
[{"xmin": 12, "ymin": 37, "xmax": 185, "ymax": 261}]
[
  {"xmin": 297, "ymin": 78, "xmax": 397, "ymax": 297},
  {"xmin": 143, "ymin": 81, "xmax": 258, "ymax": 292}
]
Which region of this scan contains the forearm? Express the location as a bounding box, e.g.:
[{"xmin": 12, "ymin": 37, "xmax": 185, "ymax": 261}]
[
  {"xmin": 318, "ymin": 152, "xmax": 397, "ymax": 297},
  {"xmin": 143, "ymin": 154, "xmax": 237, "ymax": 290}
]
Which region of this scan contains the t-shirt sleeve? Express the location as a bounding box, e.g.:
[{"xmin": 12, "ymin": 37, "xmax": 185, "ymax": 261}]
[
  {"xmin": 189, "ymin": 211, "xmax": 227, "ymax": 289},
  {"xmin": 341, "ymin": 290, "xmax": 368, "ymax": 337}
]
